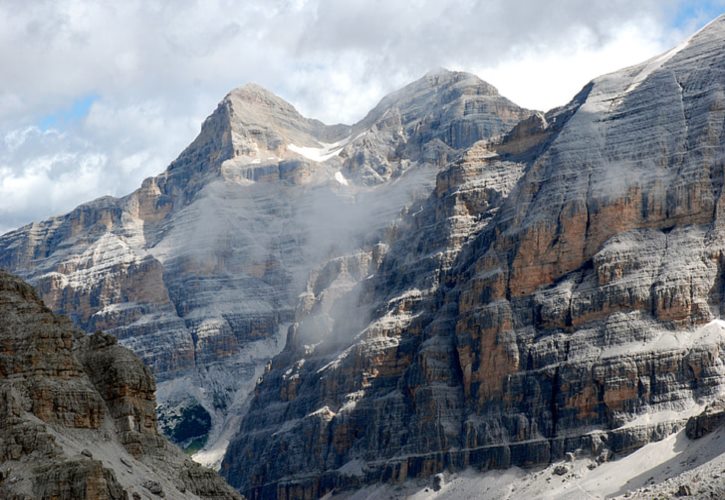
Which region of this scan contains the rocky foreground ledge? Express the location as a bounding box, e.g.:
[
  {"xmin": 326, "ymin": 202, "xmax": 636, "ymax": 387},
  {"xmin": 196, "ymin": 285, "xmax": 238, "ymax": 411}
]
[{"xmin": 0, "ymin": 270, "xmax": 242, "ymax": 499}]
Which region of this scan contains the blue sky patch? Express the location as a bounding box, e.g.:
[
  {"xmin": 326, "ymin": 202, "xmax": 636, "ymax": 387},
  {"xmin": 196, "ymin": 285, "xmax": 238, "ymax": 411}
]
[
  {"xmin": 38, "ymin": 93, "xmax": 98, "ymax": 131},
  {"xmin": 673, "ymin": 0, "xmax": 724, "ymax": 30}
]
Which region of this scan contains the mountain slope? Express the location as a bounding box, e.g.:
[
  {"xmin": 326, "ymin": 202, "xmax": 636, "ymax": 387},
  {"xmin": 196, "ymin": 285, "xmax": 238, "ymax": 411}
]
[
  {"xmin": 0, "ymin": 270, "xmax": 241, "ymax": 500},
  {"xmin": 221, "ymin": 16, "xmax": 725, "ymax": 499},
  {"xmin": 0, "ymin": 70, "xmax": 530, "ymax": 461}
]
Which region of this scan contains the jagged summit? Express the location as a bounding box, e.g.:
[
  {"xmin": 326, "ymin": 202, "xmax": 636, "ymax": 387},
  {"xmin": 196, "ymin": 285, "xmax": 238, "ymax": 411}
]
[
  {"xmin": 225, "ymin": 83, "xmax": 351, "ymax": 146},
  {"xmin": 166, "ymin": 83, "xmax": 348, "ymax": 180},
  {"xmin": 339, "ymin": 69, "xmax": 530, "ymax": 183},
  {"xmin": 163, "ymin": 71, "xmax": 530, "ymax": 186},
  {"xmin": 228, "ymin": 82, "xmax": 288, "ymax": 102},
  {"xmin": 392, "ymin": 68, "xmax": 499, "ymax": 100},
  {"xmin": 225, "ymin": 68, "xmax": 502, "ymax": 138},
  {"xmin": 423, "ymin": 66, "xmax": 456, "ymax": 77}
]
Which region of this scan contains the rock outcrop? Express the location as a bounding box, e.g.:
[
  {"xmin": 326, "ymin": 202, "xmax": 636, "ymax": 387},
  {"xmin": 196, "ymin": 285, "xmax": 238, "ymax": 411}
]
[
  {"xmin": 686, "ymin": 395, "xmax": 725, "ymax": 440},
  {"xmin": 0, "ymin": 270, "xmax": 242, "ymax": 499},
  {"xmin": 0, "ymin": 70, "xmax": 529, "ymax": 458},
  {"xmin": 221, "ymin": 16, "xmax": 725, "ymax": 499}
]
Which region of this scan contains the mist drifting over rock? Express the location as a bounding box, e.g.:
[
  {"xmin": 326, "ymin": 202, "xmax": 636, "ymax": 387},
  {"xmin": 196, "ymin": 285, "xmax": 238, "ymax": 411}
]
[
  {"xmin": 2, "ymin": 13, "xmax": 725, "ymax": 500},
  {"xmin": 0, "ymin": 69, "xmax": 529, "ymax": 466}
]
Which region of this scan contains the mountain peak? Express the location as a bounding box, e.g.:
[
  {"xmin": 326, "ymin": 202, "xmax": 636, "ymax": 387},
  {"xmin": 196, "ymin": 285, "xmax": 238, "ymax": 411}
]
[
  {"xmin": 423, "ymin": 66, "xmax": 453, "ymax": 76},
  {"xmin": 233, "ymin": 82, "xmax": 272, "ymax": 93},
  {"xmin": 353, "ymin": 69, "xmax": 513, "ymax": 136},
  {"xmin": 422, "ymin": 67, "xmax": 490, "ymax": 85},
  {"xmin": 396, "ymin": 68, "xmax": 498, "ymax": 99},
  {"xmin": 421, "ymin": 67, "xmax": 478, "ymax": 82},
  {"xmin": 226, "ymin": 82, "xmax": 298, "ymax": 112}
]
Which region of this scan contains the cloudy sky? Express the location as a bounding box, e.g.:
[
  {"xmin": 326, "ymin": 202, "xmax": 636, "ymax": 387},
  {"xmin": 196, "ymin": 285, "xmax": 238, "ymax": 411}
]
[{"xmin": 0, "ymin": 0, "xmax": 723, "ymax": 234}]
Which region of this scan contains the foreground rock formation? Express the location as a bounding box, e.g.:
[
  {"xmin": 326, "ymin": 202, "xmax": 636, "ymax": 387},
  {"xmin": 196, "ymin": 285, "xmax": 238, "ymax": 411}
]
[
  {"xmin": 221, "ymin": 16, "xmax": 725, "ymax": 498},
  {"xmin": 0, "ymin": 270, "xmax": 241, "ymax": 499},
  {"xmin": 0, "ymin": 70, "xmax": 529, "ymax": 459}
]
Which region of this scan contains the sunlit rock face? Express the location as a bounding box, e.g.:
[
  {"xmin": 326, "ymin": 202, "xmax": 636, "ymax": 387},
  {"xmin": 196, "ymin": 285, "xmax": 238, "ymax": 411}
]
[
  {"xmin": 0, "ymin": 270, "xmax": 242, "ymax": 500},
  {"xmin": 0, "ymin": 70, "xmax": 528, "ymax": 460},
  {"xmin": 221, "ymin": 17, "xmax": 725, "ymax": 499}
]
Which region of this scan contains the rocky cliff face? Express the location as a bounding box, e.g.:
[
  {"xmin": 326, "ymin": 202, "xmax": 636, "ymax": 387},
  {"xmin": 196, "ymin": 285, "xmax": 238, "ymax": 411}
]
[
  {"xmin": 0, "ymin": 71, "xmax": 529, "ymax": 460},
  {"xmin": 0, "ymin": 270, "xmax": 241, "ymax": 499},
  {"xmin": 221, "ymin": 17, "xmax": 725, "ymax": 499}
]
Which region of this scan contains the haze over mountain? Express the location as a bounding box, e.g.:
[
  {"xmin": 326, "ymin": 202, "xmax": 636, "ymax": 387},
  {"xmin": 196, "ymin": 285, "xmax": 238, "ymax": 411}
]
[
  {"xmin": 1, "ymin": 10, "xmax": 725, "ymax": 500},
  {"xmin": 1, "ymin": 1, "xmax": 715, "ymax": 238},
  {"xmin": 0, "ymin": 69, "xmax": 530, "ymax": 466},
  {"xmin": 220, "ymin": 14, "xmax": 725, "ymax": 498}
]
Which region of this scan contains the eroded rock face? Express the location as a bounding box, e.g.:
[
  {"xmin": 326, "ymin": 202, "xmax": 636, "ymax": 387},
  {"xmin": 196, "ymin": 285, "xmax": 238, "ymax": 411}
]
[
  {"xmin": 222, "ymin": 17, "xmax": 725, "ymax": 498},
  {"xmin": 221, "ymin": 122, "xmax": 534, "ymax": 498},
  {"xmin": 77, "ymin": 332, "xmax": 162, "ymax": 458},
  {"xmin": 0, "ymin": 271, "xmax": 242, "ymax": 500},
  {"xmin": 0, "ymin": 70, "xmax": 529, "ymax": 456},
  {"xmin": 686, "ymin": 395, "xmax": 725, "ymax": 439}
]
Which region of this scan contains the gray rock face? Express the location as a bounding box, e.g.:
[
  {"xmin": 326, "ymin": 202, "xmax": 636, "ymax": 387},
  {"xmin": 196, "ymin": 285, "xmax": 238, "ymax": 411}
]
[
  {"xmin": 342, "ymin": 70, "xmax": 530, "ymax": 184},
  {"xmin": 0, "ymin": 70, "xmax": 529, "ymax": 458},
  {"xmin": 686, "ymin": 395, "xmax": 725, "ymax": 439},
  {"xmin": 221, "ymin": 17, "xmax": 725, "ymax": 499},
  {"xmin": 0, "ymin": 270, "xmax": 242, "ymax": 500}
]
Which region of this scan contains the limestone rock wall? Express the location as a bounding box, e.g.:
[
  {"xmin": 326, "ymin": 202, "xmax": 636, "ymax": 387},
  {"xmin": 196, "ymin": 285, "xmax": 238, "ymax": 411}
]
[{"xmin": 222, "ymin": 17, "xmax": 725, "ymax": 499}]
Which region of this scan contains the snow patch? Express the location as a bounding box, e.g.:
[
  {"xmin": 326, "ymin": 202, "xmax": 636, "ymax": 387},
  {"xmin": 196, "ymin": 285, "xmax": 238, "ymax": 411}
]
[
  {"xmin": 334, "ymin": 171, "xmax": 349, "ymax": 186},
  {"xmin": 288, "ymin": 137, "xmax": 350, "ymax": 162}
]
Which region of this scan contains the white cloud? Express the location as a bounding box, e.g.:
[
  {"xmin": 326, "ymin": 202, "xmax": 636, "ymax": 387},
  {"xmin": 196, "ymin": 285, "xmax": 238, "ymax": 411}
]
[
  {"xmin": 475, "ymin": 19, "xmax": 677, "ymax": 111},
  {"xmin": 0, "ymin": 0, "xmax": 713, "ymax": 233},
  {"xmin": 0, "ymin": 127, "xmax": 108, "ymax": 230}
]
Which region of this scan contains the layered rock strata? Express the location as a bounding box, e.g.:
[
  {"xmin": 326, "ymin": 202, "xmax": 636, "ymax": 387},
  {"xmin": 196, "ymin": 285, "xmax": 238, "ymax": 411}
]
[
  {"xmin": 222, "ymin": 17, "xmax": 725, "ymax": 498},
  {"xmin": 0, "ymin": 70, "xmax": 529, "ymax": 457}
]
